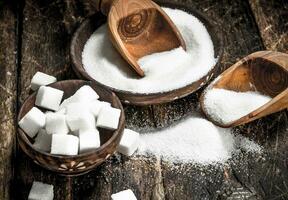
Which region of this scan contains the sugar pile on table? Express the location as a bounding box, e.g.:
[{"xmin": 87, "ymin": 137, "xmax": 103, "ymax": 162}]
[
  {"xmin": 234, "ymin": 134, "xmax": 262, "ymax": 153},
  {"xmin": 203, "ymin": 88, "xmax": 272, "ymax": 124},
  {"xmin": 30, "ymin": 72, "xmax": 57, "ymax": 91},
  {"xmin": 137, "ymin": 117, "xmax": 262, "ymax": 164},
  {"xmin": 111, "ymin": 189, "xmax": 137, "ymax": 200},
  {"xmin": 82, "ymin": 8, "xmax": 217, "ymax": 93},
  {"xmin": 28, "ymin": 181, "xmax": 54, "ymax": 200}
]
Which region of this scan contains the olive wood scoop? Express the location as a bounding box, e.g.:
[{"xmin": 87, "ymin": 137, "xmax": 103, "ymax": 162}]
[
  {"xmin": 200, "ymin": 51, "xmax": 288, "ymax": 128},
  {"xmin": 95, "ymin": 0, "xmax": 186, "ymax": 76}
]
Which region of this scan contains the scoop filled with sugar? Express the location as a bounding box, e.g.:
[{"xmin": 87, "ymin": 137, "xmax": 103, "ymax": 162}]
[
  {"xmin": 94, "ymin": 0, "xmax": 186, "ymax": 77},
  {"xmin": 201, "ymin": 51, "xmax": 288, "ymax": 127}
]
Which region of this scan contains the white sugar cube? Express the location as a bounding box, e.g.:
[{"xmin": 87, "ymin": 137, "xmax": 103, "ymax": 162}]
[
  {"xmin": 58, "ymin": 94, "xmax": 81, "ymax": 111},
  {"xmin": 45, "ymin": 112, "xmax": 69, "ymax": 135},
  {"xmin": 111, "ymin": 189, "xmax": 137, "ymax": 200},
  {"xmin": 73, "ymin": 85, "xmax": 99, "ymax": 102},
  {"xmin": 90, "ymin": 100, "xmax": 111, "ymax": 117},
  {"xmin": 96, "ymin": 107, "xmax": 121, "ymax": 130},
  {"xmin": 66, "ymin": 102, "xmax": 95, "ymax": 131},
  {"xmin": 58, "ymin": 95, "xmax": 75, "ymax": 111},
  {"xmin": 35, "ymin": 86, "xmax": 64, "ymax": 111},
  {"xmin": 58, "ymin": 86, "xmax": 99, "ymax": 112},
  {"xmin": 28, "ymin": 181, "xmax": 54, "ymax": 200},
  {"xmin": 51, "ymin": 134, "xmax": 79, "ymax": 156},
  {"xmin": 99, "ymin": 101, "xmax": 111, "ymax": 107},
  {"xmin": 30, "ymin": 72, "xmax": 57, "ymax": 91},
  {"xmin": 33, "ymin": 129, "xmax": 52, "ymax": 152},
  {"xmin": 118, "ymin": 129, "xmax": 140, "ymax": 156},
  {"xmin": 66, "ymin": 114, "xmax": 95, "ymax": 132},
  {"xmin": 79, "ymin": 129, "xmax": 100, "ymax": 153},
  {"xmin": 66, "ymin": 102, "xmax": 89, "ymax": 116},
  {"xmin": 56, "ymin": 108, "xmax": 66, "ymax": 115},
  {"xmin": 19, "ymin": 107, "xmax": 46, "ymax": 138}
]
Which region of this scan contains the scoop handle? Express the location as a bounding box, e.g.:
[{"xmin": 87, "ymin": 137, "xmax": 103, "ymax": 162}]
[{"xmin": 96, "ymin": 0, "xmax": 115, "ymax": 15}]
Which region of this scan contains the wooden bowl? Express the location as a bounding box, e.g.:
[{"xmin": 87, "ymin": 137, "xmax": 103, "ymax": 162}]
[
  {"xmin": 17, "ymin": 80, "xmax": 125, "ymax": 176},
  {"xmin": 200, "ymin": 51, "xmax": 288, "ymax": 128},
  {"xmin": 70, "ymin": 1, "xmax": 223, "ymax": 106}
]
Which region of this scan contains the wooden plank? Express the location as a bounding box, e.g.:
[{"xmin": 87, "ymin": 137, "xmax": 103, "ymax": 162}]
[
  {"xmin": 231, "ymin": 112, "xmax": 288, "ymax": 200},
  {"xmin": 73, "ymin": 156, "xmax": 164, "ymax": 199},
  {"xmin": 249, "ymin": 0, "xmax": 288, "ymax": 53},
  {"xmin": 14, "ymin": 0, "xmax": 87, "ymax": 199},
  {"xmin": 0, "ymin": 1, "xmax": 17, "ymax": 200},
  {"xmin": 18, "ymin": 0, "xmax": 81, "ymax": 104},
  {"xmin": 13, "ymin": 0, "xmax": 288, "ymax": 199}
]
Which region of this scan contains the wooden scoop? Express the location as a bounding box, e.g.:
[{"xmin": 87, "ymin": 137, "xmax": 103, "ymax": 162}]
[
  {"xmin": 200, "ymin": 51, "xmax": 288, "ymax": 128},
  {"xmin": 95, "ymin": 0, "xmax": 186, "ymax": 77}
]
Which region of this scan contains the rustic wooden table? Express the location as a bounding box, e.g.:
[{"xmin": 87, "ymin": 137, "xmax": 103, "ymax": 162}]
[{"xmin": 0, "ymin": 0, "xmax": 287, "ymax": 199}]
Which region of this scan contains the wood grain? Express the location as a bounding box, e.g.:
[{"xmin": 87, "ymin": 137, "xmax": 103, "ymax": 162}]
[
  {"xmin": 249, "ymin": 0, "xmax": 288, "ymax": 53},
  {"xmin": 18, "ymin": 0, "xmax": 83, "ymax": 104},
  {"xmin": 73, "ymin": 156, "xmax": 164, "ymax": 199},
  {"xmin": 95, "ymin": 0, "xmax": 186, "ymax": 76},
  {"xmin": 9, "ymin": 0, "xmax": 288, "ymax": 199},
  {"xmin": 0, "ymin": 2, "xmax": 17, "ymax": 200}
]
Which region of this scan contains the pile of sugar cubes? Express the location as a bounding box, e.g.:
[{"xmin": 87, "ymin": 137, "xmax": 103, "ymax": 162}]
[{"xmin": 19, "ymin": 72, "xmax": 123, "ymax": 156}]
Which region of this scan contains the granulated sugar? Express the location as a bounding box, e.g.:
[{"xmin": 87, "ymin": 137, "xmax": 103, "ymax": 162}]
[
  {"xmin": 82, "ymin": 8, "xmax": 217, "ymax": 93},
  {"xmin": 203, "ymin": 88, "xmax": 272, "ymax": 124},
  {"xmin": 136, "ymin": 117, "xmax": 262, "ymax": 165}
]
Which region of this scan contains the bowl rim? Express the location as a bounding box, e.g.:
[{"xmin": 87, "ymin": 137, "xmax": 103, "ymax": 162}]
[
  {"xmin": 70, "ymin": 1, "xmax": 224, "ymax": 105},
  {"xmin": 17, "ymin": 79, "xmax": 125, "ymax": 159}
]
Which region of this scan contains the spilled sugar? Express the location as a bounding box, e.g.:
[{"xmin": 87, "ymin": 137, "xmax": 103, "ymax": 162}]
[
  {"xmin": 203, "ymin": 88, "xmax": 272, "ymax": 125},
  {"xmin": 82, "ymin": 8, "xmax": 217, "ymax": 94},
  {"xmin": 136, "ymin": 117, "xmax": 262, "ymax": 165}
]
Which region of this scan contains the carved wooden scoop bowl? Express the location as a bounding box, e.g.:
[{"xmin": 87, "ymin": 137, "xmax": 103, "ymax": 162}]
[
  {"xmin": 95, "ymin": 0, "xmax": 186, "ymax": 76},
  {"xmin": 200, "ymin": 51, "xmax": 288, "ymax": 128}
]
